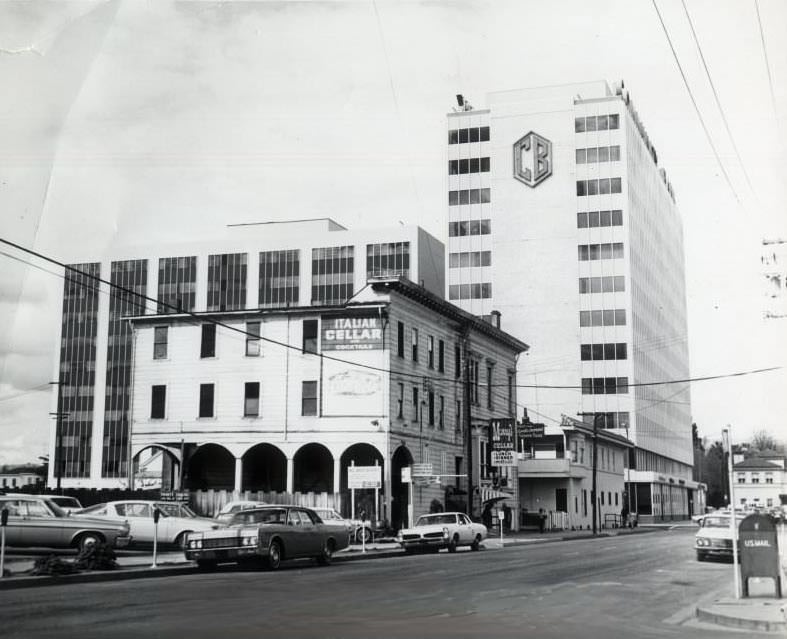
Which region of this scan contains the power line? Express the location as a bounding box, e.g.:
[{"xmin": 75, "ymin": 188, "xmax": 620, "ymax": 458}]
[
  {"xmin": 680, "ymin": 0, "xmax": 756, "ymax": 196},
  {"xmin": 754, "ymin": 0, "xmax": 780, "ymax": 127},
  {"xmin": 650, "ymin": 0, "xmax": 743, "ymax": 205}
]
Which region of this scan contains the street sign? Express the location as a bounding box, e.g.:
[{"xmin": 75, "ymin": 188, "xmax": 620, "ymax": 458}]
[
  {"xmin": 411, "ymin": 463, "xmax": 433, "ymax": 477},
  {"xmin": 491, "ymin": 450, "xmax": 515, "ymax": 466},
  {"xmin": 401, "ymin": 467, "xmax": 411, "ymax": 483},
  {"xmin": 159, "ymin": 490, "xmax": 190, "ymax": 502},
  {"xmin": 519, "ymin": 424, "xmax": 545, "ymax": 439},
  {"xmin": 489, "ymin": 418, "xmax": 515, "ymax": 451},
  {"xmin": 348, "ymin": 465, "xmax": 382, "ymax": 489}
]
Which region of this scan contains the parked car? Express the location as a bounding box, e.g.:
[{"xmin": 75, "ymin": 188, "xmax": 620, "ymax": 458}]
[
  {"xmin": 312, "ymin": 507, "xmax": 371, "ymax": 543},
  {"xmin": 695, "ymin": 513, "xmax": 745, "ymax": 561},
  {"xmin": 397, "ymin": 512, "xmax": 486, "ymax": 553},
  {"xmin": 45, "ymin": 495, "xmax": 84, "ymax": 515},
  {"xmin": 0, "ymin": 494, "xmax": 131, "ymax": 551},
  {"xmin": 185, "ymin": 505, "xmax": 350, "ymax": 571},
  {"xmin": 75, "ymin": 500, "xmax": 217, "ymax": 548},
  {"xmin": 214, "ymin": 500, "xmax": 267, "ymax": 524}
]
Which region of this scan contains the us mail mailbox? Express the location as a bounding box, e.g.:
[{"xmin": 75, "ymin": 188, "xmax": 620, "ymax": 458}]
[{"xmin": 739, "ymin": 513, "xmax": 782, "ymax": 598}]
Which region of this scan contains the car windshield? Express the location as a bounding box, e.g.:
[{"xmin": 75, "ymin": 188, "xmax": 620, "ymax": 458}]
[
  {"xmin": 42, "ymin": 499, "xmax": 68, "ymax": 518},
  {"xmin": 180, "ymin": 505, "xmax": 198, "ymax": 517},
  {"xmin": 703, "ymin": 516, "xmax": 740, "ymax": 528},
  {"xmin": 416, "ymin": 514, "xmax": 457, "ymax": 526}
]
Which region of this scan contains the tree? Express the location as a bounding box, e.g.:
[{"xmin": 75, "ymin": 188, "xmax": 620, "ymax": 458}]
[
  {"xmin": 700, "ymin": 441, "xmax": 727, "ymax": 509},
  {"xmin": 692, "ymin": 423, "xmax": 704, "ymax": 482},
  {"xmin": 750, "ymin": 429, "xmax": 784, "ymax": 453}
]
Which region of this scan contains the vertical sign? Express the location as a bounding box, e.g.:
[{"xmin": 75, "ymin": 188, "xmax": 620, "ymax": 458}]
[{"xmin": 489, "ymin": 418, "xmax": 515, "ymax": 466}]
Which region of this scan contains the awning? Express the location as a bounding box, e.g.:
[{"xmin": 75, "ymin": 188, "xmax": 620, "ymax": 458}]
[{"xmin": 480, "ymin": 488, "xmax": 513, "ymax": 504}]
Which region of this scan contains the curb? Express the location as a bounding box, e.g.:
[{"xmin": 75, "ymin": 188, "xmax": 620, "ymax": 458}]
[{"xmin": 695, "ymin": 604, "xmax": 787, "ymax": 633}]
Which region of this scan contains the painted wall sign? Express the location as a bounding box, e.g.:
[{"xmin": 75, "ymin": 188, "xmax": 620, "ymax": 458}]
[
  {"xmin": 321, "ymin": 315, "xmax": 383, "ymax": 351},
  {"xmin": 513, "ymin": 131, "xmax": 552, "ymax": 187}
]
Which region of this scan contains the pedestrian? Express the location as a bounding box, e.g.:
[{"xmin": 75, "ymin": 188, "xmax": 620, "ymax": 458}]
[
  {"xmin": 502, "ymin": 503, "xmax": 511, "ymax": 532},
  {"xmin": 482, "ymin": 503, "xmax": 493, "ymax": 529},
  {"xmin": 620, "ymin": 504, "xmax": 629, "ymax": 528},
  {"xmin": 538, "ymin": 507, "xmax": 546, "ymax": 534}
]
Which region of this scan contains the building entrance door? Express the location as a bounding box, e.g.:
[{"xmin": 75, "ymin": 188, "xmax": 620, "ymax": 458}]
[{"xmin": 555, "ymin": 488, "xmax": 567, "ymax": 512}]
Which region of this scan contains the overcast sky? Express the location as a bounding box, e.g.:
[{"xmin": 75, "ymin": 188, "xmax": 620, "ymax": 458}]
[{"xmin": 0, "ymin": 0, "xmax": 785, "ymax": 465}]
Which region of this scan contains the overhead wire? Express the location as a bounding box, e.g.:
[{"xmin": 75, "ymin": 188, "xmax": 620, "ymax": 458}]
[{"xmin": 754, "ymin": 0, "xmax": 780, "ymax": 127}]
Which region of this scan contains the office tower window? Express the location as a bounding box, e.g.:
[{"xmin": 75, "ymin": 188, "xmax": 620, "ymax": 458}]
[
  {"xmin": 311, "ymin": 246, "xmax": 354, "ymax": 305},
  {"xmin": 411, "ymin": 328, "xmax": 419, "ymax": 362},
  {"xmin": 578, "ymin": 243, "xmax": 624, "ymax": 261},
  {"xmin": 207, "ymin": 253, "xmax": 247, "ymax": 311},
  {"xmin": 448, "ymin": 283, "xmax": 492, "ymax": 300},
  {"xmin": 581, "ymin": 377, "xmax": 629, "ymax": 395},
  {"xmin": 448, "ymin": 251, "xmax": 492, "ymax": 268},
  {"xmin": 585, "ymin": 412, "xmax": 630, "ymax": 429},
  {"xmin": 158, "ymin": 256, "xmax": 196, "ymax": 313},
  {"xmin": 448, "ymin": 126, "xmax": 490, "ymax": 144},
  {"xmin": 448, "ymin": 157, "xmax": 491, "ymax": 174},
  {"xmin": 397, "ymin": 321, "xmax": 404, "ymax": 358},
  {"xmin": 302, "ymin": 319, "xmax": 318, "ymax": 353},
  {"xmin": 438, "ymin": 340, "xmax": 445, "ymax": 372},
  {"xmin": 577, "ymin": 210, "xmax": 624, "ymax": 228},
  {"xmin": 246, "ymin": 321, "xmax": 261, "ymax": 356},
  {"xmin": 153, "ymin": 327, "xmax": 168, "ymax": 359},
  {"xmin": 366, "ymin": 242, "xmax": 410, "ymax": 279},
  {"xmin": 302, "ymin": 381, "xmax": 318, "ymax": 416},
  {"xmin": 199, "ymin": 384, "xmax": 215, "ymax": 418},
  {"xmin": 259, "ymin": 249, "xmax": 299, "ymax": 307},
  {"xmin": 244, "ymin": 382, "xmax": 260, "ymax": 417},
  {"xmin": 580, "ymin": 342, "xmax": 628, "ymax": 360},
  {"xmin": 201, "ymin": 324, "xmax": 216, "ymax": 357},
  {"xmin": 575, "ymin": 114, "xmax": 620, "ymax": 132},
  {"xmin": 150, "ymin": 385, "xmax": 166, "ymax": 419},
  {"xmin": 576, "ymin": 178, "xmax": 623, "ymax": 196},
  {"xmin": 579, "ymin": 309, "xmax": 626, "ymax": 327},
  {"xmin": 578, "ymin": 276, "xmax": 625, "ymax": 294},
  {"xmin": 448, "ymin": 219, "xmax": 492, "ymax": 237},
  {"xmin": 575, "ymin": 145, "xmax": 621, "ymax": 164},
  {"xmin": 448, "ymin": 188, "xmax": 492, "ymax": 205}
]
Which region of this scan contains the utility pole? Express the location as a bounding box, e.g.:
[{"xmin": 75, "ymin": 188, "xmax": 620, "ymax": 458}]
[
  {"xmin": 48, "ymin": 377, "xmax": 68, "ymax": 494},
  {"xmin": 463, "ymin": 333, "xmax": 473, "ymax": 518},
  {"xmin": 722, "ymin": 426, "xmax": 740, "ymax": 599},
  {"xmin": 578, "ymin": 411, "xmax": 599, "ymax": 535}
]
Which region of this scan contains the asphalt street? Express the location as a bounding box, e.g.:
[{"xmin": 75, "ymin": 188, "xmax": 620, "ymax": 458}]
[{"xmin": 1, "ymin": 528, "xmax": 753, "ymax": 639}]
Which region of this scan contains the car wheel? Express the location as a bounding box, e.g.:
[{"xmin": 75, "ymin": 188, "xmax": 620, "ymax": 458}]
[
  {"xmin": 696, "ymin": 550, "xmax": 707, "ymax": 562},
  {"xmin": 317, "ymin": 540, "xmax": 335, "ymax": 565},
  {"xmin": 447, "ymin": 535, "xmax": 458, "ymax": 553},
  {"xmin": 76, "ymin": 532, "xmax": 104, "ymax": 552},
  {"xmin": 196, "ymin": 559, "xmax": 217, "ymax": 572},
  {"xmin": 266, "ymin": 539, "xmax": 283, "ymax": 570},
  {"xmin": 471, "ymin": 535, "xmax": 482, "ymax": 551},
  {"xmin": 175, "ymin": 531, "xmax": 192, "ymax": 550},
  {"xmin": 357, "ymin": 526, "xmax": 372, "ymax": 544}
]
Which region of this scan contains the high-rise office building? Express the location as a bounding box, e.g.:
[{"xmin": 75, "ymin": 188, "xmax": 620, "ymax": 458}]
[{"xmin": 447, "ymin": 81, "xmax": 699, "ymax": 521}]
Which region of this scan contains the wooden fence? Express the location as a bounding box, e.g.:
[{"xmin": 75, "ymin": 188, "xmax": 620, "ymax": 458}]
[{"xmin": 189, "ymin": 490, "xmax": 342, "ymax": 517}]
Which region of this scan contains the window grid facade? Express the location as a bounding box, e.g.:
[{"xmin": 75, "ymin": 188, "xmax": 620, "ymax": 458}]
[
  {"xmin": 579, "ymin": 276, "xmax": 625, "ymax": 294},
  {"xmin": 577, "ymin": 210, "xmax": 623, "ymax": 228},
  {"xmin": 448, "ymin": 188, "xmax": 491, "ymax": 205},
  {"xmin": 311, "ymin": 246, "xmax": 354, "ymax": 305},
  {"xmin": 366, "ymin": 242, "xmax": 410, "ymax": 280},
  {"xmin": 103, "ymin": 259, "xmax": 148, "ymax": 478},
  {"xmin": 448, "ymin": 220, "xmax": 492, "ymax": 237},
  {"xmin": 157, "ymin": 256, "xmax": 196, "ymax": 314},
  {"xmin": 207, "ymin": 253, "xmax": 247, "ymax": 311},
  {"xmin": 259, "ymin": 250, "xmax": 299, "ymax": 307},
  {"xmin": 581, "ymin": 377, "xmax": 629, "ymax": 395},
  {"xmin": 57, "ymin": 263, "xmax": 101, "ymax": 479}
]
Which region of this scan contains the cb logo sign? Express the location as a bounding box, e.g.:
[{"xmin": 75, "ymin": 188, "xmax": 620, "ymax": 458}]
[{"xmin": 513, "ymin": 131, "xmax": 552, "ymax": 187}]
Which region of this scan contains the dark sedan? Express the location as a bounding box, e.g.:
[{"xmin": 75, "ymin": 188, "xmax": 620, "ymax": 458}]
[{"xmin": 184, "ymin": 505, "xmax": 349, "ymax": 571}]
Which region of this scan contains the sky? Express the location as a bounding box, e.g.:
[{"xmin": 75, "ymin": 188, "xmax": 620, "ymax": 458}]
[{"xmin": 0, "ymin": 0, "xmax": 785, "ymax": 465}]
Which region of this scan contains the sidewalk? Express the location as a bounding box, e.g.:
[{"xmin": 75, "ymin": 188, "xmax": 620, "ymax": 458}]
[{"xmin": 695, "ymin": 596, "xmax": 787, "ymax": 633}]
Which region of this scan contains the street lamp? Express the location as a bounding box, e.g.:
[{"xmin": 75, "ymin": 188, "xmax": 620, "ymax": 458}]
[{"xmin": 48, "ymin": 378, "xmax": 69, "ymax": 494}]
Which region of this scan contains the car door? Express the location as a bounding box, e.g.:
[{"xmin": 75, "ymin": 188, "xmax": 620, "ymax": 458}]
[
  {"xmin": 457, "ymin": 514, "xmax": 472, "ymax": 543},
  {"xmin": 23, "ymin": 498, "xmax": 67, "ymax": 547},
  {"xmin": 122, "ymin": 503, "xmax": 154, "ymax": 543},
  {"xmin": 297, "ymin": 510, "xmax": 321, "ymax": 555},
  {"xmin": 0, "ymin": 500, "xmax": 23, "ymax": 546},
  {"xmin": 285, "ymin": 508, "xmax": 307, "ymax": 556}
]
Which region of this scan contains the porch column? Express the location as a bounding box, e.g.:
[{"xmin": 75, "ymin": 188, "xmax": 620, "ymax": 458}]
[
  {"xmin": 333, "ymin": 458, "xmax": 341, "ymax": 495},
  {"xmin": 234, "ymin": 457, "xmax": 243, "ymax": 493},
  {"xmin": 286, "ymin": 457, "xmax": 294, "ymax": 494}
]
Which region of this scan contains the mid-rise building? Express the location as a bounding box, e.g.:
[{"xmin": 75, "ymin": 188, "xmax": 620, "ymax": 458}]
[
  {"xmin": 48, "ymin": 220, "xmax": 445, "ymax": 490},
  {"xmin": 446, "ymin": 82, "xmax": 700, "ymax": 521},
  {"xmin": 734, "ymin": 454, "xmax": 787, "ymax": 510}
]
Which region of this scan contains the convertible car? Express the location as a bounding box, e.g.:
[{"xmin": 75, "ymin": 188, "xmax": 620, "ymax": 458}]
[{"xmin": 185, "ymin": 505, "xmax": 350, "ymax": 571}]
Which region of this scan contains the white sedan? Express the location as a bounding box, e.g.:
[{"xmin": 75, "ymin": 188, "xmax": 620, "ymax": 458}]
[
  {"xmin": 76, "ymin": 500, "xmax": 217, "ymax": 548},
  {"xmin": 397, "ymin": 512, "xmax": 486, "ymax": 553}
]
